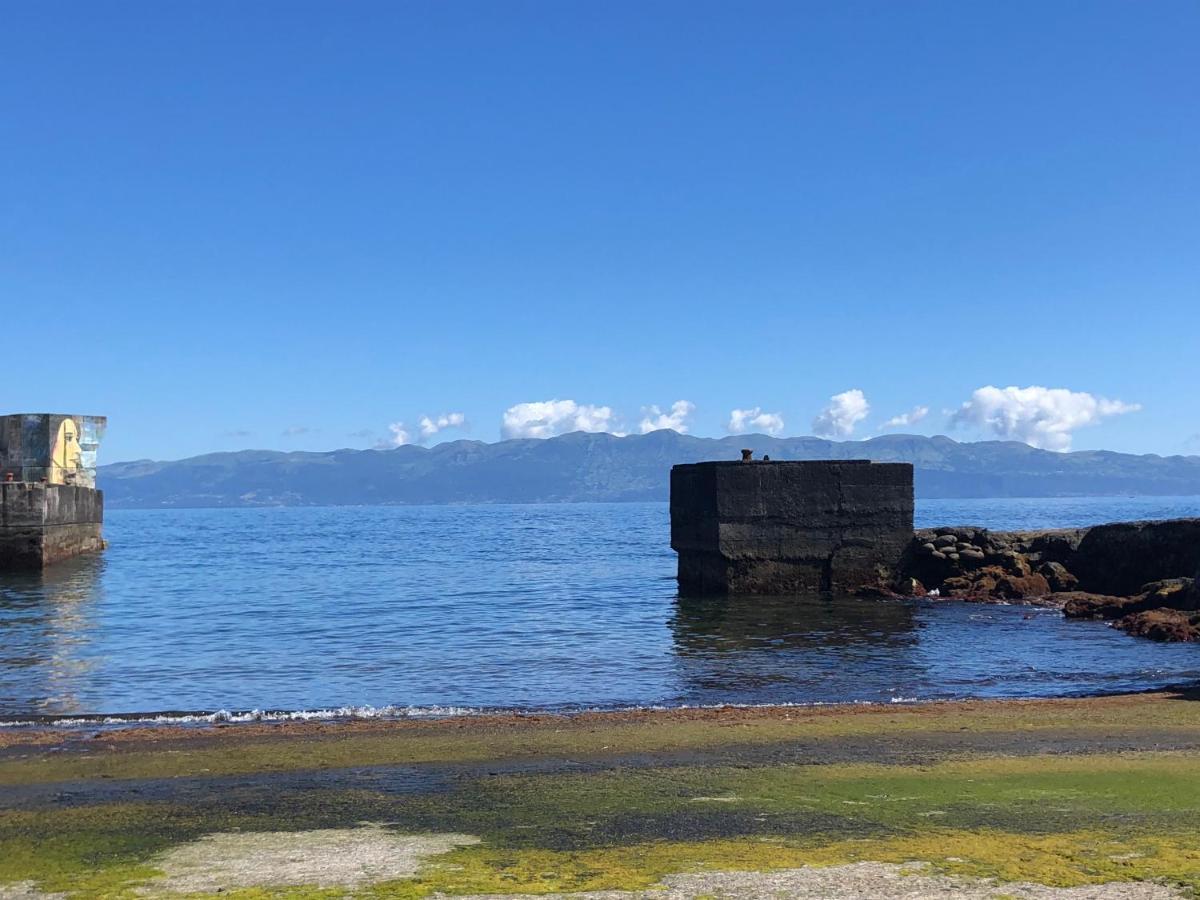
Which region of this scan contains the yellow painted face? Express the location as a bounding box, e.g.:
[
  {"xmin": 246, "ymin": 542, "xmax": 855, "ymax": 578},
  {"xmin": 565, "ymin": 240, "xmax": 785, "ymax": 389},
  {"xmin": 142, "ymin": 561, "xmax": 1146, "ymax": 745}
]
[{"xmin": 50, "ymin": 418, "xmax": 82, "ymax": 484}]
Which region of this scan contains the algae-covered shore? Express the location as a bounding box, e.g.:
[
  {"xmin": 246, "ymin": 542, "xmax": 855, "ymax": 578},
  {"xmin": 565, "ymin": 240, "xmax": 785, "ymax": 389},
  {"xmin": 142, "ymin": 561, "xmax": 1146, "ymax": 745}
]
[{"xmin": 4, "ymin": 692, "xmax": 1200, "ymax": 898}]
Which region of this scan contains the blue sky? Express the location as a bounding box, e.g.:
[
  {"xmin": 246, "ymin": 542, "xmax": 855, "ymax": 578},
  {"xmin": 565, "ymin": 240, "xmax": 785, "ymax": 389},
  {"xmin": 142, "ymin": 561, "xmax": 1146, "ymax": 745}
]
[{"xmin": 3, "ymin": 1, "xmax": 1197, "ymax": 462}]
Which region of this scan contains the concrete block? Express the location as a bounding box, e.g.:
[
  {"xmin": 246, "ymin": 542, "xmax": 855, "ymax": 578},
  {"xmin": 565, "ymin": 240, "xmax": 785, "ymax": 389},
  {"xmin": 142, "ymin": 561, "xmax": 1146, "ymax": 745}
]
[
  {"xmin": 671, "ymin": 459, "xmax": 914, "ymax": 595},
  {"xmin": 0, "ymin": 483, "xmax": 105, "ymax": 571}
]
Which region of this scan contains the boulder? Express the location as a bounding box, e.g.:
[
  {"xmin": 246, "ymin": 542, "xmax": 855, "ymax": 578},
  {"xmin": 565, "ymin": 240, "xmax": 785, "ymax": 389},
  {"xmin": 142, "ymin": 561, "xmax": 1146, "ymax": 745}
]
[
  {"xmin": 940, "ymin": 566, "xmax": 1050, "ymax": 601},
  {"xmin": 1059, "ymin": 592, "xmax": 1136, "ymax": 619},
  {"xmin": 1071, "ymin": 519, "xmax": 1200, "ymax": 595},
  {"xmin": 993, "ymin": 572, "xmax": 1051, "ymax": 600},
  {"xmin": 1140, "ymin": 578, "xmax": 1196, "ymax": 610},
  {"xmin": 1119, "ymin": 609, "xmax": 1200, "ymax": 642},
  {"xmin": 1038, "ymin": 561, "xmax": 1079, "ymax": 593}
]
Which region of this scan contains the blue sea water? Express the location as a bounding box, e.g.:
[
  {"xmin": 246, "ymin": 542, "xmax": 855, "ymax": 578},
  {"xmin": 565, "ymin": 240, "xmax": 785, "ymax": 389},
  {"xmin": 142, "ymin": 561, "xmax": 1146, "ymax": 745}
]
[{"xmin": 2, "ymin": 497, "xmax": 1200, "ymax": 720}]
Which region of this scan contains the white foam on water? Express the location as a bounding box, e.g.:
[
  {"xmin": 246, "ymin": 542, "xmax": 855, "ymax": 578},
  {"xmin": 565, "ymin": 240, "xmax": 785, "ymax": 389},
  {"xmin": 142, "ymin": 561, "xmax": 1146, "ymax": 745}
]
[{"xmin": 0, "ymin": 696, "xmax": 937, "ymax": 731}]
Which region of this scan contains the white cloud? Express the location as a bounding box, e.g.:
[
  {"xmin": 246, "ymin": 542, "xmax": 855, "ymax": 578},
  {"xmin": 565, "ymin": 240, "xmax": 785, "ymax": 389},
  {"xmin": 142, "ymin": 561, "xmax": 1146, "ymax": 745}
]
[
  {"xmin": 419, "ymin": 412, "xmax": 467, "ymax": 440},
  {"xmin": 377, "ymin": 422, "xmax": 411, "ymax": 448},
  {"xmin": 812, "ymin": 389, "xmax": 870, "ymax": 438},
  {"xmin": 639, "ymin": 400, "xmax": 695, "ymax": 434},
  {"xmin": 502, "ymin": 399, "xmax": 620, "ymax": 439},
  {"xmin": 880, "ymin": 405, "xmax": 930, "ymax": 430},
  {"xmin": 949, "ymin": 385, "xmax": 1140, "ymax": 451},
  {"xmin": 727, "ymin": 407, "xmax": 785, "ymax": 436}
]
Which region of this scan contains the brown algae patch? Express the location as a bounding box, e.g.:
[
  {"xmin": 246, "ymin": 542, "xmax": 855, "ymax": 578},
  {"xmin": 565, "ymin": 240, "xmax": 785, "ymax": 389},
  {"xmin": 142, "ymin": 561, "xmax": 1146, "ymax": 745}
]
[{"xmin": 144, "ymin": 825, "xmax": 477, "ymax": 893}]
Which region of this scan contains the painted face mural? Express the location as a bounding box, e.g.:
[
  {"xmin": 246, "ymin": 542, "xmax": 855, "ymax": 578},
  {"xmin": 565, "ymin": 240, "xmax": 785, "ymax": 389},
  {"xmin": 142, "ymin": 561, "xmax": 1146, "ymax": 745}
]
[{"xmin": 50, "ymin": 418, "xmax": 83, "ymax": 484}]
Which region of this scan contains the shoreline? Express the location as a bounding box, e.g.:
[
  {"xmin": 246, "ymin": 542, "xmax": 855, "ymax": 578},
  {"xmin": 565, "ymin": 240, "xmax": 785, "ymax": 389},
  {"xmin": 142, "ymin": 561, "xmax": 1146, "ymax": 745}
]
[
  {"xmin": 3, "ymin": 683, "xmax": 1200, "ymax": 747},
  {"xmin": 4, "ymin": 677, "xmax": 1200, "ymax": 736}
]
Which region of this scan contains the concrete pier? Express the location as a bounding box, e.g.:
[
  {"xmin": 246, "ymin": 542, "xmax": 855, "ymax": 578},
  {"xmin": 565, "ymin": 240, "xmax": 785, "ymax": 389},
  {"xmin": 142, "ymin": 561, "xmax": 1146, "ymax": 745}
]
[
  {"xmin": 0, "ymin": 413, "xmax": 106, "ymax": 571},
  {"xmin": 670, "ymin": 458, "xmax": 914, "ymax": 595},
  {"xmin": 1, "ymin": 482, "xmax": 104, "ymax": 569}
]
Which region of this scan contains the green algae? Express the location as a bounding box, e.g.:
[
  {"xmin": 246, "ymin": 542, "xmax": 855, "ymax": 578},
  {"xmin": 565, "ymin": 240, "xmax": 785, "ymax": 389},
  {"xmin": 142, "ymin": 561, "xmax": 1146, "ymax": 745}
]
[
  {"xmin": 6, "ymin": 692, "xmax": 1200, "ymax": 785},
  {"xmin": 5, "ymin": 749, "xmax": 1200, "ymax": 896}
]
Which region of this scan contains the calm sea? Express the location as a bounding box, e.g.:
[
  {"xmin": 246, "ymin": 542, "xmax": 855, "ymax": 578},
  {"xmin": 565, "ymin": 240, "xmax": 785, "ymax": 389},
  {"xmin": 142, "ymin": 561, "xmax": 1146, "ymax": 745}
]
[{"xmin": 3, "ymin": 497, "xmax": 1200, "ymax": 722}]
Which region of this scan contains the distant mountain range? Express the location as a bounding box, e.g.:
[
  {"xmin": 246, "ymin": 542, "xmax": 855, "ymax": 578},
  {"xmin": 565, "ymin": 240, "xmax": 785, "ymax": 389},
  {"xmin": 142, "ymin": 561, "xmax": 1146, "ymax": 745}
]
[{"xmin": 96, "ymin": 432, "xmax": 1200, "ymax": 508}]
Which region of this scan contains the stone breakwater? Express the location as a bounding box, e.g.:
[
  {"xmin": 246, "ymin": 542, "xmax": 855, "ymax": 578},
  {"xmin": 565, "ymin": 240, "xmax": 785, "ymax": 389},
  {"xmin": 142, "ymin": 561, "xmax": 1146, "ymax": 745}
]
[{"xmin": 881, "ymin": 518, "xmax": 1200, "ymax": 642}]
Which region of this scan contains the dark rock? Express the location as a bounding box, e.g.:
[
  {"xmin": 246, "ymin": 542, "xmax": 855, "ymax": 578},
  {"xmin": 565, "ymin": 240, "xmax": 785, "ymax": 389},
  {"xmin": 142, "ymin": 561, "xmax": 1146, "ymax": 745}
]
[
  {"xmin": 993, "ymin": 572, "xmax": 1051, "ymax": 600},
  {"xmin": 1058, "ymin": 583, "xmax": 1197, "ymax": 621},
  {"xmin": 1119, "ymin": 609, "xmax": 1200, "ymax": 642},
  {"xmin": 1027, "ymin": 530, "xmax": 1086, "ymax": 565},
  {"xmin": 1071, "ymin": 519, "xmax": 1200, "ymax": 595},
  {"xmin": 1139, "ymin": 578, "xmax": 1197, "ymax": 610},
  {"xmin": 1038, "ymin": 561, "xmax": 1079, "ymax": 593},
  {"xmin": 894, "ymin": 576, "xmax": 926, "ymax": 597},
  {"xmin": 1061, "ymin": 592, "xmax": 1143, "ymax": 620},
  {"xmin": 934, "ymin": 534, "xmax": 957, "ymax": 548},
  {"xmin": 939, "ymin": 566, "xmax": 1049, "ymax": 601},
  {"xmin": 993, "ymin": 550, "xmax": 1031, "ymax": 577}
]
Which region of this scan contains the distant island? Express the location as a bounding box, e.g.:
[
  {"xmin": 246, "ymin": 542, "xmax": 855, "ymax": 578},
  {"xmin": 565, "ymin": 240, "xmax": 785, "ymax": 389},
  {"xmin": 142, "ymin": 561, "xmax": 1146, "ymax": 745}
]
[{"xmin": 96, "ymin": 432, "xmax": 1200, "ymax": 508}]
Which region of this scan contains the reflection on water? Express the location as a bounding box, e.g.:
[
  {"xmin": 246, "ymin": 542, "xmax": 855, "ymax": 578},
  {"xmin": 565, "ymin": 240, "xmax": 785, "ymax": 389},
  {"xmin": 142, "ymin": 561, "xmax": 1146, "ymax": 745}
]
[
  {"xmin": 670, "ymin": 594, "xmax": 926, "ymax": 702},
  {"xmin": 0, "ymin": 555, "xmax": 104, "ymax": 714},
  {"xmin": 673, "ymin": 594, "xmax": 917, "ymax": 652},
  {"xmin": 1, "ymin": 498, "xmax": 1200, "ymax": 718}
]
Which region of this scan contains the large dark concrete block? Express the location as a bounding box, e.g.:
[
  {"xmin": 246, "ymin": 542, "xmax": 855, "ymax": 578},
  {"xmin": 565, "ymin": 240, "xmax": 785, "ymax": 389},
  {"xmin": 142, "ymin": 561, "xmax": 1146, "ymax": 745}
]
[
  {"xmin": 671, "ymin": 459, "xmax": 914, "ymax": 595},
  {"xmin": 1, "ymin": 483, "xmax": 105, "ymax": 571}
]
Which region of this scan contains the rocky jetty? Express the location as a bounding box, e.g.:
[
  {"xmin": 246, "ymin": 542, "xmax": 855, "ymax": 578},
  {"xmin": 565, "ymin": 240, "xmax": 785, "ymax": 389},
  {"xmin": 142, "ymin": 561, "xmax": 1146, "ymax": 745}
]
[{"xmin": 883, "ymin": 518, "xmax": 1200, "ymax": 642}]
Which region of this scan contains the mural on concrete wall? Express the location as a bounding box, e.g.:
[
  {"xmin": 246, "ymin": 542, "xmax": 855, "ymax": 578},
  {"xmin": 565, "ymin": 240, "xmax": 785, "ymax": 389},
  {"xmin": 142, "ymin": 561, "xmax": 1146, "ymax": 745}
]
[{"xmin": 0, "ymin": 414, "xmax": 106, "ymax": 487}]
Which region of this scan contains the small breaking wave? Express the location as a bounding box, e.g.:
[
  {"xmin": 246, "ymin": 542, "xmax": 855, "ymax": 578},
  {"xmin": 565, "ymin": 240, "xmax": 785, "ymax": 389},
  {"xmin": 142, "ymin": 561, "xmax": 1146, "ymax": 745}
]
[
  {"xmin": 0, "ymin": 696, "xmax": 927, "ymax": 730},
  {"xmin": 0, "ymin": 704, "xmax": 486, "ymax": 729}
]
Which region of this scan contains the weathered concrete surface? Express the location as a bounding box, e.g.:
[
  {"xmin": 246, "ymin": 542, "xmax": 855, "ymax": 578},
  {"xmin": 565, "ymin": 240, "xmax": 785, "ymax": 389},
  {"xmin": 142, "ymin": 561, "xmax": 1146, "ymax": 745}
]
[
  {"xmin": 0, "ymin": 483, "xmax": 104, "ymax": 571},
  {"xmin": 671, "ymin": 460, "xmax": 913, "ymax": 595}
]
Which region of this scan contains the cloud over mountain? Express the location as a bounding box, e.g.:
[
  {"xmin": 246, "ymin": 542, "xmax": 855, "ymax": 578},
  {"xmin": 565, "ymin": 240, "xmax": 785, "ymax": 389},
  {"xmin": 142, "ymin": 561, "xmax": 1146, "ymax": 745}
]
[
  {"xmin": 813, "ymin": 390, "xmax": 870, "ymax": 438},
  {"xmin": 502, "ymin": 400, "xmax": 620, "ymax": 439},
  {"xmin": 419, "ymin": 412, "xmax": 467, "ymax": 441},
  {"xmin": 640, "ymin": 400, "xmax": 694, "ymax": 434},
  {"xmin": 881, "ymin": 405, "xmax": 930, "ymax": 430},
  {"xmin": 949, "ymin": 385, "xmax": 1140, "ymax": 451},
  {"xmin": 727, "ymin": 407, "xmax": 785, "ymax": 436}
]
